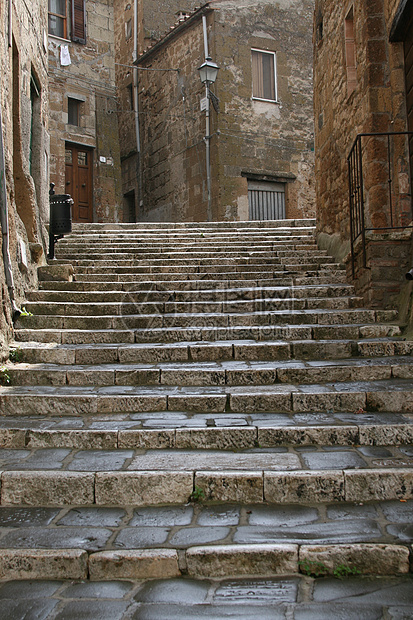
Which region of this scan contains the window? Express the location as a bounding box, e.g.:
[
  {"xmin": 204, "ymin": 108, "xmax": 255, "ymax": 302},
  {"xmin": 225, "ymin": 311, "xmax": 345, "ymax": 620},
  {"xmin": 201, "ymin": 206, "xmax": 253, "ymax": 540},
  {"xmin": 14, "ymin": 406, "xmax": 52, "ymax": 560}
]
[
  {"xmin": 248, "ymin": 180, "xmax": 286, "ymax": 220},
  {"xmin": 68, "ymin": 97, "xmax": 81, "ymax": 125},
  {"xmin": 345, "ymin": 8, "xmax": 357, "ymax": 95},
  {"xmin": 252, "ymin": 49, "xmax": 277, "ymax": 102},
  {"xmin": 48, "ymin": 0, "xmax": 67, "ymax": 38},
  {"xmin": 48, "ymin": 0, "xmax": 86, "ymax": 44}
]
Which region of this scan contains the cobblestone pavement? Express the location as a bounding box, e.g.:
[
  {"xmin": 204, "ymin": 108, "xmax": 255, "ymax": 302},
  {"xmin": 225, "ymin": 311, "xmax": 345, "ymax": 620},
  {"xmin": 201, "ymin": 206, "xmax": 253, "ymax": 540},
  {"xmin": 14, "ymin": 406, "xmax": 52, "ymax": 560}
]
[
  {"xmin": 0, "ymin": 499, "xmax": 412, "ymax": 552},
  {"xmin": 1, "ymin": 575, "xmax": 412, "ymax": 619}
]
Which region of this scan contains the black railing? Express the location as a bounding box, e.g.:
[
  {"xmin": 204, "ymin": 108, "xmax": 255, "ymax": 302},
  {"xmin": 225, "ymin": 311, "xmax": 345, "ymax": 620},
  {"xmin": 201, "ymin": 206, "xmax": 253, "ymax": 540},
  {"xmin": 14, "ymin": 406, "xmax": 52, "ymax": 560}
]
[{"xmin": 348, "ymin": 131, "xmax": 413, "ymax": 276}]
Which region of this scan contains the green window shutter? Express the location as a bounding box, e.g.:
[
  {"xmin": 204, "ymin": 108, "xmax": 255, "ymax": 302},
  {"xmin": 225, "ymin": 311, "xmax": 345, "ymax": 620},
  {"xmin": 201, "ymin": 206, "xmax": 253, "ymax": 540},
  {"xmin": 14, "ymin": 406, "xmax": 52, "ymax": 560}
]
[{"xmin": 71, "ymin": 0, "xmax": 86, "ymax": 44}]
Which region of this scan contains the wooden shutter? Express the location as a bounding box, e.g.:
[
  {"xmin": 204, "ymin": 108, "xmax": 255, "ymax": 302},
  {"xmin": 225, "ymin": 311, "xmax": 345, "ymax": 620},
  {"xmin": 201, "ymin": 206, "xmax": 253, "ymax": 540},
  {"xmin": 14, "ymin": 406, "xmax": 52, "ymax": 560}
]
[{"xmin": 72, "ymin": 0, "xmax": 86, "ymax": 44}]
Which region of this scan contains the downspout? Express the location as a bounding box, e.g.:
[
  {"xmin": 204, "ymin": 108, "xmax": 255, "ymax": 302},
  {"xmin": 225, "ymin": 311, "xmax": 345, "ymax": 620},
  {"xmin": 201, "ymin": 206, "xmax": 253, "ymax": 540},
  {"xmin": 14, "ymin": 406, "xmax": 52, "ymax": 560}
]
[
  {"xmin": 0, "ymin": 102, "xmax": 21, "ymax": 321},
  {"xmin": 133, "ymin": 0, "xmax": 141, "ymax": 220},
  {"xmin": 202, "ymin": 15, "xmax": 212, "ymax": 221}
]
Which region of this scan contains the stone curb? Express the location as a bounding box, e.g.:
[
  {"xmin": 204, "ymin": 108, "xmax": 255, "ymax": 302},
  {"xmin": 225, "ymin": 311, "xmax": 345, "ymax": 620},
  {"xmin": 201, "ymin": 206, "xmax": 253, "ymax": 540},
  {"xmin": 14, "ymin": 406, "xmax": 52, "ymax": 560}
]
[
  {"xmin": 0, "ymin": 468, "xmax": 412, "ymax": 506},
  {"xmin": 0, "ymin": 544, "xmax": 409, "ymax": 580}
]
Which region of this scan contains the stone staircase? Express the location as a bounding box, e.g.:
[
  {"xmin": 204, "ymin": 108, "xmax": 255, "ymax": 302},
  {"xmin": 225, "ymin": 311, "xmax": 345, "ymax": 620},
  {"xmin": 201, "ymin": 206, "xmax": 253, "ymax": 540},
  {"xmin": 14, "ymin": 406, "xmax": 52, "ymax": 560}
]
[{"xmin": 0, "ymin": 219, "xmax": 412, "ymax": 586}]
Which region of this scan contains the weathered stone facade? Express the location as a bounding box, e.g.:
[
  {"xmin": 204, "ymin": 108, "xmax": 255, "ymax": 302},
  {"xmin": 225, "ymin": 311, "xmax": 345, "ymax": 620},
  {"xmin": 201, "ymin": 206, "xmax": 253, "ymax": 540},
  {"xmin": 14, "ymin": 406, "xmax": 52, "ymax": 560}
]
[
  {"xmin": 48, "ymin": 0, "xmax": 122, "ymax": 222},
  {"xmin": 313, "ymin": 0, "xmax": 413, "ymax": 311},
  {"xmin": 133, "ymin": 0, "xmax": 315, "ymax": 222},
  {"xmin": 0, "ymin": 0, "xmax": 49, "ymax": 358}
]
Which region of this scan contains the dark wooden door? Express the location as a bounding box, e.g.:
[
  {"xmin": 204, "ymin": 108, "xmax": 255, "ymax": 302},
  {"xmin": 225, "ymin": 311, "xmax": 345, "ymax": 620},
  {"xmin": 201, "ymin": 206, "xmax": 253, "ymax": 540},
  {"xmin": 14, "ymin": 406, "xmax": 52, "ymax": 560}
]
[{"xmin": 65, "ymin": 145, "xmax": 93, "ymax": 222}]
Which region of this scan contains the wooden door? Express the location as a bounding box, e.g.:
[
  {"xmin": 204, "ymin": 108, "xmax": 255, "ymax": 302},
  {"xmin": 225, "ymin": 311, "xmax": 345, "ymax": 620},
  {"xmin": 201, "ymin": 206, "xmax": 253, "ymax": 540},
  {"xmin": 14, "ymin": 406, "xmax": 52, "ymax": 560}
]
[{"xmin": 65, "ymin": 145, "xmax": 93, "ymax": 222}]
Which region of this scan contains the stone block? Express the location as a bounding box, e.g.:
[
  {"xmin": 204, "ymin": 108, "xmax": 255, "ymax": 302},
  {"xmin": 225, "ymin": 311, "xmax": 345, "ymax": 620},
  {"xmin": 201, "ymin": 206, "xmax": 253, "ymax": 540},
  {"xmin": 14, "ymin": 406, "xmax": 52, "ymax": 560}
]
[
  {"xmin": 26, "ymin": 430, "xmax": 118, "ymax": 449},
  {"xmin": 175, "ymin": 427, "xmax": 257, "ymax": 450},
  {"xmin": 97, "ymin": 394, "xmax": 166, "ymax": 413},
  {"xmin": 194, "ymin": 471, "xmax": 263, "ymax": 503},
  {"xmin": 1, "ymin": 471, "xmax": 95, "ymax": 506},
  {"xmin": 0, "ymin": 549, "xmax": 88, "ymax": 580},
  {"xmin": 344, "ymin": 469, "xmax": 413, "ymax": 502},
  {"xmin": 0, "ymin": 429, "xmax": 26, "ymax": 448},
  {"xmin": 168, "ymin": 394, "xmax": 227, "ymax": 413},
  {"xmin": 229, "ymin": 390, "xmax": 292, "ymax": 413},
  {"xmin": 264, "ymin": 471, "xmax": 345, "ymax": 503},
  {"xmin": 186, "ymin": 543, "xmax": 298, "ymax": 578},
  {"xmin": 299, "ymin": 544, "xmax": 409, "ymax": 576},
  {"xmin": 258, "ymin": 425, "xmax": 358, "ymax": 447},
  {"xmin": 95, "ymin": 471, "xmax": 193, "ymax": 505},
  {"xmin": 118, "ymin": 429, "xmax": 175, "ymax": 449},
  {"xmin": 89, "ymin": 549, "xmax": 180, "ymax": 580},
  {"xmin": 38, "ymin": 265, "xmax": 74, "ymax": 282},
  {"xmin": 292, "ymin": 391, "xmax": 365, "ymax": 413},
  {"xmin": 366, "ymin": 389, "xmax": 413, "ymax": 412}
]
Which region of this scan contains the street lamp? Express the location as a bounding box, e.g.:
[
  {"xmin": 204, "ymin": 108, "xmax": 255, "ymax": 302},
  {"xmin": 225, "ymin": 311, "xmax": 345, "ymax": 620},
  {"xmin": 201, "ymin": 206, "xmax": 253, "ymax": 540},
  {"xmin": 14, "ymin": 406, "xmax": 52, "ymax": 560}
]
[{"xmin": 198, "ymin": 56, "xmax": 219, "ymax": 221}]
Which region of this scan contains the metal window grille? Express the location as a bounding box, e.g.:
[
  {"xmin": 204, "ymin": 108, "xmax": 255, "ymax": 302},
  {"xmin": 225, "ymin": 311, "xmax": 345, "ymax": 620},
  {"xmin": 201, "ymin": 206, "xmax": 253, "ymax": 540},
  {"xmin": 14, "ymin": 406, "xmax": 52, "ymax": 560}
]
[{"xmin": 248, "ymin": 180, "xmax": 286, "ymax": 220}]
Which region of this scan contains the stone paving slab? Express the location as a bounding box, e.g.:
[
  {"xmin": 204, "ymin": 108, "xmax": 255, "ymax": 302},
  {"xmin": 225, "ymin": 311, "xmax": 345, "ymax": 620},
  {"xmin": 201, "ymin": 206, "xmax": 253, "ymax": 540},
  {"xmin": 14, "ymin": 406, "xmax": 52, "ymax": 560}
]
[
  {"xmin": 0, "ymin": 575, "xmax": 411, "ymax": 619},
  {"xmin": 0, "ymin": 500, "xmax": 411, "ymax": 552}
]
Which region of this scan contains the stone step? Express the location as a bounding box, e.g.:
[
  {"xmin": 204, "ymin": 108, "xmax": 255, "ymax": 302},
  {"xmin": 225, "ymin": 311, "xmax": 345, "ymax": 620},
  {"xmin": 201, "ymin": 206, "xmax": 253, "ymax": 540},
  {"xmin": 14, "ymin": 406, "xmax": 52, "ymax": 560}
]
[
  {"xmin": 1, "ymin": 412, "xmax": 412, "ymax": 448},
  {"xmin": 13, "ymin": 308, "xmax": 398, "ymax": 332},
  {"xmin": 5, "ymin": 354, "xmax": 412, "ymax": 387},
  {"xmin": 22, "ymin": 297, "xmax": 364, "ymax": 317},
  {"xmin": 28, "ymin": 284, "xmax": 355, "ymax": 303},
  {"xmin": 1, "ymin": 575, "xmax": 410, "ymax": 614},
  {"xmin": 54, "ymin": 248, "xmax": 328, "ymax": 260},
  {"xmin": 1, "ymin": 379, "xmax": 413, "ymax": 415},
  {"xmin": 0, "ymin": 499, "xmax": 410, "ymax": 580},
  {"xmin": 13, "ymin": 321, "xmax": 402, "ymax": 346},
  {"xmin": 64, "ymin": 260, "xmax": 343, "ymax": 274},
  {"xmin": 38, "ymin": 274, "xmax": 349, "ymax": 292},
  {"xmin": 0, "ymin": 446, "xmax": 411, "ymax": 506},
  {"xmin": 71, "ymin": 269, "xmax": 346, "ymax": 283},
  {"xmin": 55, "ymin": 244, "xmax": 321, "ymax": 257}
]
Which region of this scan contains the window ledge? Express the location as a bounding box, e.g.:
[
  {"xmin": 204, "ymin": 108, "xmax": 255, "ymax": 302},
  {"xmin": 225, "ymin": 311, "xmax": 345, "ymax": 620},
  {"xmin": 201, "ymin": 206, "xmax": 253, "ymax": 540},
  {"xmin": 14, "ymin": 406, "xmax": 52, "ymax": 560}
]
[
  {"xmin": 48, "ymin": 34, "xmax": 71, "ymax": 44},
  {"xmin": 252, "ymin": 97, "xmax": 280, "ymax": 104}
]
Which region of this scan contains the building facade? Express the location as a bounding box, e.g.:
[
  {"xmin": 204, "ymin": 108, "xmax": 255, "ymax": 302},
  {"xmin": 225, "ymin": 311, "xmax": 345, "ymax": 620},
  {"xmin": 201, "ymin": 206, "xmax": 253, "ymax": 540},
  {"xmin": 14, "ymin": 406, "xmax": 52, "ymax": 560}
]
[
  {"xmin": 314, "ymin": 0, "xmax": 413, "ymax": 309},
  {"xmin": 119, "ymin": 0, "xmax": 315, "ymax": 222},
  {"xmin": 48, "ymin": 0, "xmax": 122, "ymax": 222},
  {"xmin": 0, "ymin": 0, "xmax": 49, "ymax": 357}
]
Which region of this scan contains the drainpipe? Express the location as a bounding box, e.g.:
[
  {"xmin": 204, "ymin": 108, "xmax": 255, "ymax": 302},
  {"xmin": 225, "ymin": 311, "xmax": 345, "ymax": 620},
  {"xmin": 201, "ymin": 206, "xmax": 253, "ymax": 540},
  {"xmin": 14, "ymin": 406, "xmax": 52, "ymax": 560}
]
[
  {"xmin": 133, "ymin": 0, "xmax": 141, "ymax": 220},
  {"xmin": 0, "ymin": 103, "xmax": 21, "ymax": 320},
  {"xmin": 202, "ymin": 15, "xmax": 212, "ymax": 222}
]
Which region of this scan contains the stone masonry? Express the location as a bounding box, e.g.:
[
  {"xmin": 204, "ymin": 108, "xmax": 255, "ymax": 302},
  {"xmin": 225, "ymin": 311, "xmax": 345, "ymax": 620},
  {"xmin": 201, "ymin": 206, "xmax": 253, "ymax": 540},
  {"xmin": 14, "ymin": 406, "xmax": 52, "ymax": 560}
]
[{"xmin": 0, "ymin": 219, "xmax": 412, "ymax": 598}]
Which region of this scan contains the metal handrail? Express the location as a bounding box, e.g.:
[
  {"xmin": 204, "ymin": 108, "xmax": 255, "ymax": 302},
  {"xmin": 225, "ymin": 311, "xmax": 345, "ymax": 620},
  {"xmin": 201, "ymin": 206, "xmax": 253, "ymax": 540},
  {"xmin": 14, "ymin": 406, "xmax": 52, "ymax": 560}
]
[{"xmin": 348, "ymin": 131, "xmax": 413, "ymax": 276}]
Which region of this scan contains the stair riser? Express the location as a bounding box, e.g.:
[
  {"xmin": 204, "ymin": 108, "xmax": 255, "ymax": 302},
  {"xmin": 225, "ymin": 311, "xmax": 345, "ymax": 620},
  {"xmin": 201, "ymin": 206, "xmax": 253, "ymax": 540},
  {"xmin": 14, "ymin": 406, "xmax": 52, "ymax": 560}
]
[{"xmin": 1, "ymin": 388, "xmax": 412, "ymax": 415}]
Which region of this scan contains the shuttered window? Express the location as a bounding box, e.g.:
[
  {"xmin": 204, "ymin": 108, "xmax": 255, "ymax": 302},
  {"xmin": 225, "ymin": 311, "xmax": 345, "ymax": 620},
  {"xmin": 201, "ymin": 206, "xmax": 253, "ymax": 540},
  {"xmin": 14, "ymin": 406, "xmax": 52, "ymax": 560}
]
[
  {"xmin": 72, "ymin": 0, "xmax": 86, "ymax": 44},
  {"xmin": 248, "ymin": 180, "xmax": 286, "ymax": 220}
]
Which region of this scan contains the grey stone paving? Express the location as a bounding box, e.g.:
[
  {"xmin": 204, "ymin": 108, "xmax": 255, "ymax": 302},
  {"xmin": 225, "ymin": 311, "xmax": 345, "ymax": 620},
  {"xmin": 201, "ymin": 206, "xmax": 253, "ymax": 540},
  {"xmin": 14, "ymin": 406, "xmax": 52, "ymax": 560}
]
[
  {"xmin": 0, "ymin": 444, "xmax": 412, "ymax": 471},
  {"xmin": 0, "ymin": 576, "xmax": 411, "ymax": 619},
  {"xmin": 0, "ymin": 500, "xmax": 411, "ymax": 551}
]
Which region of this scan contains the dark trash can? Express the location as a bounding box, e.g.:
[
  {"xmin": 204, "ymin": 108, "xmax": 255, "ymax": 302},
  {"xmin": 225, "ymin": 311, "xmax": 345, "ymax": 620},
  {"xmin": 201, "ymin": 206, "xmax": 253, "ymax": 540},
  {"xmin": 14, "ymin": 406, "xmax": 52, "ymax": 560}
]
[
  {"xmin": 48, "ymin": 188, "xmax": 73, "ymax": 259},
  {"xmin": 50, "ymin": 194, "xmax": 73, "ymax": 235}
]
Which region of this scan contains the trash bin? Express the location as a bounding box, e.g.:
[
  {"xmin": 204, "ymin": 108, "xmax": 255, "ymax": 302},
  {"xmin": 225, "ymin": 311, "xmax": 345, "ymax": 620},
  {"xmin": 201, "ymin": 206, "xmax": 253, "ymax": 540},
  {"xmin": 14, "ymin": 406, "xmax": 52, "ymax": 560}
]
[
  {"xmin": 50, "ymin": 194, "xmax": 73, "ymax": 235},
  {"xmin": 48, "ymin": 188, "xmax": 73, "ymax": 259}
]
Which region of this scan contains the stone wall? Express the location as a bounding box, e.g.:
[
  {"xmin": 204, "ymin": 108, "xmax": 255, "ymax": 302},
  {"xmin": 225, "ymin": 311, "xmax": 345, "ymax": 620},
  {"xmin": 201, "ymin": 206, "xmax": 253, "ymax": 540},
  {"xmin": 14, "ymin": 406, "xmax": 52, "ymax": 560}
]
[
  {"xmin": 313, "ymin": 0, "xmax": 411, "ymax": 310},
  {"xmin": 137, "ymin": 0, "xmax": 315, "ymax": 222},
  {"xmin": 48, "ymin": 0, "xmax": 122, "ymax": 222},
  {"xmin": 0, "ymin": 0, "xmax": 49, "ymax": 359}
]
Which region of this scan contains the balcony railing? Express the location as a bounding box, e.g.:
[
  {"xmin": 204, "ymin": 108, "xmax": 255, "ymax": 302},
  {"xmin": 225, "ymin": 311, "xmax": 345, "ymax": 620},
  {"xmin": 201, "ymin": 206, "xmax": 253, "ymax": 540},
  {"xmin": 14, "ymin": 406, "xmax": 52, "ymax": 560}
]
[{"xmin": 348, "ymin": 131, "xmax": 413, "ymax": 276}]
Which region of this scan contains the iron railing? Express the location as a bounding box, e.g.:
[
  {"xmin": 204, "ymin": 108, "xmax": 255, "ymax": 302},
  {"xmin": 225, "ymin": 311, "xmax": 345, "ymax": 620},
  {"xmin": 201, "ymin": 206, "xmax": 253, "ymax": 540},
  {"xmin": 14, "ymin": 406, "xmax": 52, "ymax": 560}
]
[{"xmin": 348, "ymin": 131, "xmax": 413, "ymax": 276}]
